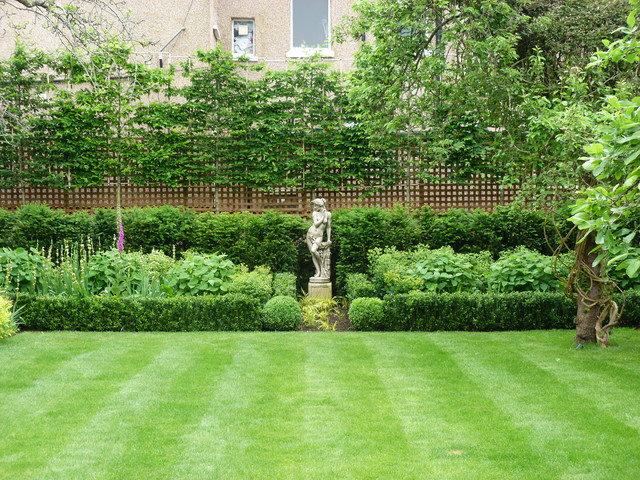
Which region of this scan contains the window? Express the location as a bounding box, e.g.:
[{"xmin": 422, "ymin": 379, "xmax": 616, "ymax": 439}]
[
  {"xmin": 288, "ymin": 0, "xmax": 334, "ymax": 57},
  {"xmin": 233, "ymin": 19, "xmax": 255, "ymax": 59}
]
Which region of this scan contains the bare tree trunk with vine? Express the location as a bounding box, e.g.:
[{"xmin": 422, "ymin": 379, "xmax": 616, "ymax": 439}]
[{"xmin": 566, "ymin": 230, "xmax": 620, "ymax": 346}]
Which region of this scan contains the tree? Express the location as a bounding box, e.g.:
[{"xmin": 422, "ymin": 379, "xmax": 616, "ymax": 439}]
[
  {"xmin": 567, "ymin": 0, "xmax": 640, "ymax": 346},
  {"xmin": 340, "ymin": 0, "xmax": 527, "ymax": 182},
  {"xmin": 0, "ymin": 0, "xmax": 137, "ymax": 131},
  {"xmin": 340, "ymin": 0, "xmax": 640, "ymax": 344}
]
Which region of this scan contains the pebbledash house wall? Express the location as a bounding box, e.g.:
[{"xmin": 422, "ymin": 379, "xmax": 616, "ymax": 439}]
[
  {"xmin": 0, "ymin": 1, "xmax": 516, "ymax": 215},
  {"xmin": 0, "ymin": 0, "xmax": 361, "ymax": 73}
]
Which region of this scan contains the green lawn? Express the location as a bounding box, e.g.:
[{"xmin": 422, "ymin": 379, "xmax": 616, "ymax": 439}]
[{"xmin": 1, "ymin": 329, "xmax": 639, "ymax": 480}]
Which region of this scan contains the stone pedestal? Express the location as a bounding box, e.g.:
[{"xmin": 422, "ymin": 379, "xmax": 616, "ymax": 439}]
[{"xmin": 308, "ymin": 277, "xmax": 332, "ymax": 299}]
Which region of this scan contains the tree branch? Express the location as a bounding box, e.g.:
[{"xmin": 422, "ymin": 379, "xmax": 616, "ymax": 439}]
[{"xmin": 4, "ymin": 0, "xmax": 56, "ymax": 8}]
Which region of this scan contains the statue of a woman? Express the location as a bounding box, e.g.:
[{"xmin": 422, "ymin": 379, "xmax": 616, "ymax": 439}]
[{"xmin": 306, "ymin": 198, "xmax": 332, "ymax": 280}]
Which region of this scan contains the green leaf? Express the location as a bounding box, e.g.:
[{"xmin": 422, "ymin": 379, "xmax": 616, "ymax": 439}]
[
  {"xmin": 626, "ymin": 259, "xmax": 640, "ymax": 278},
  {"xmin": 628, "ymin": 10, "xmax": 636, "ymax": 29}
]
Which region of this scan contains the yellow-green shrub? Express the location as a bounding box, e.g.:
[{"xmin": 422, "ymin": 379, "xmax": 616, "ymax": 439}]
[{"xmin": 0, "ymin": 294, "xmax": 17, "ymax": 339}]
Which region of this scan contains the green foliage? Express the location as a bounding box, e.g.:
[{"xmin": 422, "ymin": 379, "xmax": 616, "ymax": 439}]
[
  {"xmin": 193, "ymin": 211, "xmax": 306, "ymax": 273},
  {"xmin": 0, "ymin": 209, "xmax": 14, "ymax": 248},
  {"xmin": 408, "ymin": 247, "xmax": 485, "ymax": 293},
  {"xmin": 571, "ymin": 93, "xmax": 640, "ymax": 279},
  {"xmin": 85, "ymin": 249, "xmax": 170, "ymax": 296},
  {"xmin": 517, "ymin": 0, "xmax": 630, "ymax": 84},
  {"xmin": 2, "ymin": 43, "xmax": 399, "ymax": 192},
  {"xmin": 0, "ymin": 294, "xmax": 18, "ymax": 340},
  {"xmin": 122, "ymin": 206, "xmax": 196, "ymax": 255},
  {"xmin": 348, "ymin": 297, "xmax": 385, "ymax": 331},
  {"xmin": 379, "ymin": 291, "xmax": 577, "ymax": 332},
  {"xmin": 228, "ymin": 265, "xmax": 274, "ymax": 305},
  {"xmin": 422, "ymin": 205, "xmax": 564, "ymax": 256},
  {"xmin": 299, "ymin": 296, "xmax": 342, "ymax": 331},
  {"xmin": 15, "ymin": 293, "xmax": 262, "ymax": 331},
  {"xmin": 345, "ymin": 273, "xmax": 377, "ymax": 300},
  {"xmin": 261, "ymin": 295, "xmax": 302, "ymax": 331},
  {"xmin": 332, "ymin": 206, "xmax": 421, "ymax": 290},
  {"xmin": 0, "ymin": 247, "xmax": 51, "ymax": 294},
  {"xmin": 272, "ymin": 272, "xmax": 297, "ymax": 298},
  {"xmin": 165, "ymin": 253, "xmax": 235, "ymax": 296},
  {"xmin": 6, "ymin": 204, "xmax": 68, "ymax": 250},
  {"xmin": 424, "ymin": 209, "xmax": 497, "ymax": 254},
  {"xmin": 486, "ymin": 247, "xmax": 566, "ymax": 293},
  {"xmin": 367, "ymin": 246, "xmax": 489, "ymax": 295}
]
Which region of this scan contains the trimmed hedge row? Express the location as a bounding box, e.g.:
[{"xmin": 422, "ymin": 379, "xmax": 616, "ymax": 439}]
[
  {"xmin": 0, "ymin": 203, "xmax": 570, "ymax": 293},
  {"xmin": 349, "ymin": 291, "xmax": 640, "ymax": 331},
  {"xmin": 14, "ymin": 293, "xmax": 263, "ymax": 332}
]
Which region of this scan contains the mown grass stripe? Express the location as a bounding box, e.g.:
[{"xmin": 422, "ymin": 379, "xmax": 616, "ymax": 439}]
[
  {"xmin": 0, "ymin": 332, "xmax": 169, "ymax": 477},
  {"xmin": 361, "ymin": 332, "xmax": 551, "ymax": 480},
  {"xmin": 488, "ymin": 329, "xmax": 640, "ymax": 433},
  {"xmin": 36, "ymin": 334, "xmax": 214, "ymax": 479},
  {"xmin": 1, "ymin": 330, "xmax": 640, "ymax": 479},
  {"xmin": 295, "ymin": 333, "xmax": 415, "ymax": 480},
  {"xmin": 90, "ymin": 333, "xmax": 241, "ymax": 480},
  {"xmin": 168, "ymin": 333, "xmax": 308, "ymax": 479},
  {"xmin": 429, "ymin": 330, "xmax": 640, "ymax": 479}
]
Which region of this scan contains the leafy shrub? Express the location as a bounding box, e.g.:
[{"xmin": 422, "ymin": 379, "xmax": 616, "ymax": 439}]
[
  {"xmin": 85, "ymin": 249, "xmax": 171, "ymax": 296},
  {"xmin": 0, "ymin": 294, "xmax": 18, "ymax": 339},
  {"xmin": 6, "ymin": 203, "xmax": 68, "ymax": 250},
  {"xmin": 423, "ymin": 209, "xmax": 497, "ymax": 254},
  {"xmin": 262, "ymin": 295, "xmax": 301, "ymax": 331},
  {"xmin": 122, "ymin": 206, "xmax": 196, "ymax": 255},
  {"xmin": 0, "ymin": 247, "xmax": 51, "ymax": 294},
  {"xmin": 367, "ymin": 247, "xmax": 427, "ymax": 294},
  {"xmin": 193, "ymin": 211, "xmax": 306, "ymax": 273},
  {"xmin": 487, "ymin": 247, "xmax": 564, "ymax": 293},
  {"xmin": 0, "ymin": 209, "xmax": 14, "ymax": 248},
  {"xmin": 348, "ymin": 297, "xmax": 385, "ymax": 331},
  {"xmin": 367, "ymin": 246, "xmax": 488, "ymax": 295},
  {"xmin": 91, "ymin": 208, "xmax": 118, "ymax": 248},
  {"xmin": 332, "ymin": 206, "xmax": 421, "ymax": 291},
  {"xmin": 228, "ymin": 265, "xmax": 273, "ymax": 304},
  {"xmin": 272, "ymin": 272, "xmax": 297, "ymax": 298},
  {"xmin": 300, "ymin": 296, "xmax": 342, "ymax": 331},
  {"xmin": 408, "ymin": 252, "xmax": 483, "ymax": 294},
  {"xmin": 489, "ymin": 205, "xmax": 552, "ymax": 255},
  {"xmin": 165, "ymin": 253, "xmax": 235, "ymax": 296},
  {"xmin": 15, "ymin": 293, "xmax": 262, "ymax": 331},
  {"xmin": 345, "ymin": 273, "xmax": 377, "ymax": 300}
]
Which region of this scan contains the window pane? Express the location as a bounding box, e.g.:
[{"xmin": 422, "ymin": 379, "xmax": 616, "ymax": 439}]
[
  {"xmin": 233, "ymin": 20, "xmax": 255, "ymax": 57},
  {"xmin": 292, "ymin": 0, "xmax": 328, "ymax": 48}
]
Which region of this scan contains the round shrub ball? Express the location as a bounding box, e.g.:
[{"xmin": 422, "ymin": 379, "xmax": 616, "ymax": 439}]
[
  {"xmin": 262, "ymin": 295, "xmax": 302, "ymax": 331},
  {"xmin": 349, "ymin": 297, "xmax": 385, "ymax": 331}
]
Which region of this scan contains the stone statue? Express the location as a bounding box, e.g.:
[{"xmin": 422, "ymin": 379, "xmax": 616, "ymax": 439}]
[{"xmin": 306, "ymin": 198, "xmax": 332, "ymax": 280}]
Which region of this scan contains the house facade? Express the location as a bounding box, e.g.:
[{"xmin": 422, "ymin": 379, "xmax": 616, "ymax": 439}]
[{"xmin": 0, "ymin": 0, "xmax": 361, "ymax": 72}]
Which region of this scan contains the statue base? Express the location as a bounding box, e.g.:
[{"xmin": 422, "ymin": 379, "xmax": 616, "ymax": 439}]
[{"xmin": 308, "ymin": 277, "xmax": 332, "ymax": 299}]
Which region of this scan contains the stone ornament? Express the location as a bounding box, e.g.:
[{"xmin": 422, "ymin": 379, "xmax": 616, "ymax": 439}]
[{"xmin": 306, "ymin": 198, "xmax": 332, "ymax": 280}]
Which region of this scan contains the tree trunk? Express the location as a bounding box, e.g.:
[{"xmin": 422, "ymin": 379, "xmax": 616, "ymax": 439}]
[{"xmin": 573, "ymin": 230, "xmax": 601, "ymax": 344}]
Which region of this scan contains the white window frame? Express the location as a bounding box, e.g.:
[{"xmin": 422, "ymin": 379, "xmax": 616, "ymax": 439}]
[
  {"xmin": 287, "ymin": 0, "xmax": 334, "ymax": 58},
  {"xmin": 232, "ymin": 19, "xmax": 257, "ymax": 61}
]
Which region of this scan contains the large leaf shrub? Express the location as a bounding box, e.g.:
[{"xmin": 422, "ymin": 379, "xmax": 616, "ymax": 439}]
[{"xmin": 165, "ymin": 253, "xmax": 235, "ymax": 296}]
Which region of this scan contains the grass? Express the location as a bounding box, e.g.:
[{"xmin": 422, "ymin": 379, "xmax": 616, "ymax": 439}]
[{"xmin": 1, "ymin": 329, "xmax": 640, "ymax": 479}]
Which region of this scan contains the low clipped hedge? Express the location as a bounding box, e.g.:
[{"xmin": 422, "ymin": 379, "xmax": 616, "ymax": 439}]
[
  {"xmin": 14, "ymin": 293, "xmax": 263, "ymax": 332},
  {"xmin": 349, "ymin": 291, "xmax": 640, "ymax": 331}
]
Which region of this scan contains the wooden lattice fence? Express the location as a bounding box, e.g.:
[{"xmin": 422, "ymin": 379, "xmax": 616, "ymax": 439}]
[{"xmin": 0, "ymin": 166, "xmax": 518, "ymax": 215}]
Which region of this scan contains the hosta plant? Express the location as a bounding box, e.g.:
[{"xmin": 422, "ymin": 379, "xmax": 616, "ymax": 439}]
[{"xmin": 164, "ymin": 253, "xmax": 235, "ymax": 296}]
